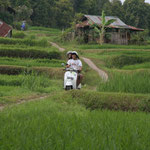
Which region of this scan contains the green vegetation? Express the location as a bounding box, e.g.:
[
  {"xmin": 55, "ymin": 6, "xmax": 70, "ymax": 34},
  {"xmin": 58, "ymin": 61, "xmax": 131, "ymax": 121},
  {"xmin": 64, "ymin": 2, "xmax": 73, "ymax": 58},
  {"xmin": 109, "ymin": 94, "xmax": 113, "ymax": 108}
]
[
  {"xmin": 1, "ymin": 0, "xmax": 150, "ymax": 34},
  {"xmin": 0, "ymin": 48, "xmax": 61, "ymax": 59},
  {"xmin": 0, "ymin": 27, "xmax": 150, "ymax": 150},
  {"xmin": 79, "ymin": 44, "xmax": 150, "ymax": 50},
  {"xmin": 0, "ymin": 73, "xmax": 63, "ymax": 104},
  {"xmin": 0, "ymin": 37, "xmax": 49, "ymax": 47},
  {"xmin": 12, "ymin": 31, "xmax": 26, "ymax": 39},
  {"xmin": 0, "ymin": 57, "xmax": 64, "ymax": 68},
  {"xmin": 0, "ymin": 93, "xmax": 150, "ymax": 150},
  {"xmin": 98, "ymin": 71, "xmax": 150, "ymax": 94}
]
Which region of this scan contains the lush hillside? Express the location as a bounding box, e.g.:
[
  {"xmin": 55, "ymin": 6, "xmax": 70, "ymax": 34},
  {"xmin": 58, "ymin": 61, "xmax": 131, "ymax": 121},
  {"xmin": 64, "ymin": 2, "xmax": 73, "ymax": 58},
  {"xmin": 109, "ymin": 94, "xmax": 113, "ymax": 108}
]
[
  {"xmin": 0, "ymin": 27, "xmax": 150, "ymax": 149},
  {"xmin": 1, "ymin": 0, "xmax": 150, "ymax": 31}
]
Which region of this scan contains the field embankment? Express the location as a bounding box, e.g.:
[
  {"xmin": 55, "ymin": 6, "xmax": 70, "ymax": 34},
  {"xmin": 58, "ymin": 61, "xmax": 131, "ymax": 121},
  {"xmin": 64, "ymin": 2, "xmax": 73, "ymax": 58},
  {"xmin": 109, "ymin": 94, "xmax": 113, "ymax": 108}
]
[{"xmin": 0, "ymin": 92, "xmax": 150, "ymax": 150}]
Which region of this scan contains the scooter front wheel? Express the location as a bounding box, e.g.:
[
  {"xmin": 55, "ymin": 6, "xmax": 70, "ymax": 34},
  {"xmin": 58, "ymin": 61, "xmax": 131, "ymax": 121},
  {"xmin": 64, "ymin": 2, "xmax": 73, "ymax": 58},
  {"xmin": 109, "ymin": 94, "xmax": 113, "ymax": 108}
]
[{"xmin": 65, "ymin": 86, "xmax": 72, "ymax": 90}]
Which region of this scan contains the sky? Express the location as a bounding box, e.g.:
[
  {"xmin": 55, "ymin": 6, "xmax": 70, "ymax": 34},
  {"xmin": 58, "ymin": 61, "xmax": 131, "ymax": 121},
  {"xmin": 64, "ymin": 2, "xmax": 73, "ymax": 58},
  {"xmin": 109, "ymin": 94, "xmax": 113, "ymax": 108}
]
[{"xmin": 120, "ymin": 0, "xmax": 150, "ymax": 3}]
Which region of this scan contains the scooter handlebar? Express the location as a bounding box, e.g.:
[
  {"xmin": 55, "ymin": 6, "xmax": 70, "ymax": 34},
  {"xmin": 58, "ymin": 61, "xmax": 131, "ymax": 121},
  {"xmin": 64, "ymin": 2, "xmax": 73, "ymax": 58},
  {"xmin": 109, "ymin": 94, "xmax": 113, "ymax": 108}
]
[{"xmin": 64, "ymin": 68, "xmax": 79, "ymax": 73}]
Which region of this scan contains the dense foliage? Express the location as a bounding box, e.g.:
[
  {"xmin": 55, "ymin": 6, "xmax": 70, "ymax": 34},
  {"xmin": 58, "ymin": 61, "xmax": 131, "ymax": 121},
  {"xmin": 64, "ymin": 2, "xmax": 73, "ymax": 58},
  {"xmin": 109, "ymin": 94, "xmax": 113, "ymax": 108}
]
[{"xmin": 0, "ymin": 0, "xmax": 150, "ymax": 31}]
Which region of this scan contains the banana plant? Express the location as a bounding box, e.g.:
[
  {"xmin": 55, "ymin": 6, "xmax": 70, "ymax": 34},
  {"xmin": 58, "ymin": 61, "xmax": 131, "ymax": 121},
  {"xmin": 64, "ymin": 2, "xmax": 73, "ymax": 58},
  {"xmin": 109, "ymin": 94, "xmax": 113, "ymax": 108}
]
[
  {"xmin": 90, "ymin": 11, "xmax": 116, "ymax": 45},
  {"xmin": 100, "ymin": 10, "xmax": 116, "ymax": 45}
]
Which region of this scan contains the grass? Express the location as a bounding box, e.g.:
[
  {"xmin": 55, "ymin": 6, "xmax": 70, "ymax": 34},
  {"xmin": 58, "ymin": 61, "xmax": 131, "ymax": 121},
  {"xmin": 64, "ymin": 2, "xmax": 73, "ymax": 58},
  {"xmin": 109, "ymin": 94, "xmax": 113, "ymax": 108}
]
[
  {"xmin": 0, "ymin": 94, "xmax": 150, "ymax": 150},
  {"xmin": 78, "ymin": 43, "xmax": 150, "ymax": 50},
  {"xmin": 122, "ymin": 62, "xmax": 150, "ymax": 70},
  {"xmin": 0, "ymin": 27, "xmax": 150, "ymax": 150},
  {"xmin": 0, "ymin": 44, "xmax": 58, "ymax": 52},
  {"xmin": 0, "ymin": 57, "xmax": 65, "ymax": 68},
  {"xmin": 81, "ymin": 49, "xmax": 150, "ymax": 70},
  {"xmin": 0, "ymin": 85, "xmax": 35, "ymax": 104},
  {"xmin": 0, "ymin": 74, "xmax": 63, "ymax": 104},
  {"xmin": 98, "ymin": 70, "xmax": 150, "ymax": 94},
  {"xmin": 29, "ymin": 26, "xmax": 61, "ymax": 33},
  {"xmin": 0, "ymin": 37, "xmax": 49, "ymax": 47}
]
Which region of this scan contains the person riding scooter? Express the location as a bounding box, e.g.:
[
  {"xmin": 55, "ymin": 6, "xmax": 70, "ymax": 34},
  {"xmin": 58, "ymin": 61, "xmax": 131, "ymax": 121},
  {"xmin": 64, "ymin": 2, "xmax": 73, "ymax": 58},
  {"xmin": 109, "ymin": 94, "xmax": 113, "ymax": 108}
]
[
  {"xmin": 67, "ymin": 51, "xmax": 83, "ymax": 88},
  {"xmin": 66, "ymin": 51, "xmax": 72, "ymax": 60}
]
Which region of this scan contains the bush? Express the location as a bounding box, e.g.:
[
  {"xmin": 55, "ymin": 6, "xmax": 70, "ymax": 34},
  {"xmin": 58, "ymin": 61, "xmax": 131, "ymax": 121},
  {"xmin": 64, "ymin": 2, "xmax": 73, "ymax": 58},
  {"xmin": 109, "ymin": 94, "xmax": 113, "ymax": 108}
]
[
  {"xmin": 0, "ymin": 11, "xmax": 13, "ymax": 25},
  {"xmin": 21, "ymin": 72, "xmax": 51, "ymax": 91},
  {"xmin": 69, "ymin": 90, "xmax": 150, "ymax": 112},
  {"xmin": 107, "ymin": 55, "xmax": 145, "ymax": 68},
  {"xmin": 12, "ymin": 32, "xmax": 26, "ymax": 38},
  {"xmin": 0, "ymin": 48, "xmax": 61, "ymax": 59},
  {"xmin": 129, "ymin": 30, "xmax": 149, "ymax": 45},
  {"xmin": 0, "ymin": 65, "xmax": 27, "ymax": 75},
  {"xmin": 0, "ymin": 37, "xmax": 48, "ymax": 47},
  {"xmin": 139, "ymin": 98, "xmax": 150, "ymax": 112},
  {"xmin": 13, "ymin": 22, "xmax": 22, "ymax": 30},
  {"xmin": 61, "ymin": 28, "xmax": 75, "ymax": 42},
  {"xmin": 13, "ymin": 22, "xmax": 28, "ymax": 31},
  {"xmin": 98, "ymin": 71, "xmax": 150, "ymax": 94},
  {"xmin": 0, "ymin": 65, "xmax": 63, "ymax": 78}
]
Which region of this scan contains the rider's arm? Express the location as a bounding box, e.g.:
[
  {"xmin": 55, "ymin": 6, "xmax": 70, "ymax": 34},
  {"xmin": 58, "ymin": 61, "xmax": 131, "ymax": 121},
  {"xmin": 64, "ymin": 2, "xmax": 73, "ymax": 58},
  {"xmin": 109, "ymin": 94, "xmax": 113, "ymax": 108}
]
[
  {"xmin": 66, "ymin": 60, "xmax": 71, "ymax": 68},
  {"xmin": 78, "ymin": 60, "xmax": 82, "ymax": 71},
  {"xmin": 78, "ymin": 66, "xmax": 82, "ymax": 71},
  {"xmin": 66, "ymin": 64, "xmax": 70, "ymax": 68}
]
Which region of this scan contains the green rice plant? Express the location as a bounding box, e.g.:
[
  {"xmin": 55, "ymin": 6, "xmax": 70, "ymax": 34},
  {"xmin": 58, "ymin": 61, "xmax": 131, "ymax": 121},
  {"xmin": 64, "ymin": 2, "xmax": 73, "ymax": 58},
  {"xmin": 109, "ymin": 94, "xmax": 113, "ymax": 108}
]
[
  {"xmin": 122, "ymin": 62, "xmax": 150, "ymax": 70},
  {"xmin": 21, "ymin": 72, "xmax": 50, "ymax": 92},
  {"xmin": 12, "ymin": 32, "xmax": 26, "ymax": 39},
  {"xmin": 0, "ymin": 44, "xmax": 58, "ymax": 52},
  {"xmin": 0, "ymin": 85, "xmax": 34, "ymax": 104},
  {"xmin": 98, "ymin": 71, "xmax": 150, "ymax": 94},
  {"xmin": 106, "ymin": 55, "xmax": 145, "ymax": 68},
  {"xmin": 0, "ymin": 97, "xmax": 150, "ymax": 150},
  {"xmin": 78, "ymin": 43, "xmax": 150, "ymax": 50},
  {"xmin": 68, "ymin": 90, "xmax": 150, "ymax": 111},
  {"xmin": 29, "ymin": 26, "xmax": 61, "ymax": 33},
  {"xmin": 13, "ymin": 21, "xmax": 28, "ymax": 30},
  {"xmin": 27, "ymin": 34, "xmax": 36, "ymax": 40},
  {"xmin": 0, "ymin": 37, "xmax": 48, "ymax": 47},
  {"xmin": 0, "ymin": 73, "xmax": 63, "ymax": 104},
  {"xmin": 0, "ymin": 74, "xmax": 22, "ymax": 86},
  {"xmin": 0, "ymin": 65, "xmax": 26, "ymax": 75},
  {"xmin": 0, "ymin": 57, "xmax": 64, "ymax": 68},
  {"xmin": 0, "ymin": 48, "xmax": 61, "ymax": 59}
]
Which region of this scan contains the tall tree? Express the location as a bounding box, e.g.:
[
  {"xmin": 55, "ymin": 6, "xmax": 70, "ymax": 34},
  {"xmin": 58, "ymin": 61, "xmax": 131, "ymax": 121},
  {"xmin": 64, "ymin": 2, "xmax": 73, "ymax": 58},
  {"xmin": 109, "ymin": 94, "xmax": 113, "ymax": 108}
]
[
  {"xmin": 30, "ymin": 0, "xmax": 52, "ymax": 26},
  {"xmin": 123, "ymin": 0, "xmax": 149, "ymax": 28},
  {"xmin": 55, "ymin": 0, "xmax": 74, "ymax": 28},
  {"xmin": 88, "ymin": 0, "xmax": 110, "ymax": 15},
  {"xmin": 0, "ymin": 0, "xmax": 13, "ymax": 24},
  {"xmin": 70, "ymin": 0, "xmax": 91, "ymax": 14}
]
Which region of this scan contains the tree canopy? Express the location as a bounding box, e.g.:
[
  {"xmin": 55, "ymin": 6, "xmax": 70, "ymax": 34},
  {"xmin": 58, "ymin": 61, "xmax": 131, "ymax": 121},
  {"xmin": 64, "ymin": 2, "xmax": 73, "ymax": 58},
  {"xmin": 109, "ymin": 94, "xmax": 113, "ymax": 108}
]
[{"xmin": 0, "ymin": 0, "xmax": 150, "ymax": 31}]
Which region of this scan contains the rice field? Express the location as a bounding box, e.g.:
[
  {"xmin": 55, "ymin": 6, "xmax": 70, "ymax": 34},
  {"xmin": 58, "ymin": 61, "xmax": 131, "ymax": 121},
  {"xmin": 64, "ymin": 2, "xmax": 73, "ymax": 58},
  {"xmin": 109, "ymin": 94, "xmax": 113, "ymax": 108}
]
[
  {"xmin": 0, "ymin": 27, "xmax": 150, "ymax": 150},
  {"xmin": 0, "ymin": 94, "xmax": 150, "ymax": 150}
]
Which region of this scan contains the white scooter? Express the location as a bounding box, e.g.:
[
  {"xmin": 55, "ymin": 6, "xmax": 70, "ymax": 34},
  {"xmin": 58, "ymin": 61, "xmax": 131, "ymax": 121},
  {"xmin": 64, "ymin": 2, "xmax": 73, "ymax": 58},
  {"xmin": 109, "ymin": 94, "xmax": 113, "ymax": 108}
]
[{"xmin": 63, "ymin": 66, "xmax": 81, "ymax": 90}]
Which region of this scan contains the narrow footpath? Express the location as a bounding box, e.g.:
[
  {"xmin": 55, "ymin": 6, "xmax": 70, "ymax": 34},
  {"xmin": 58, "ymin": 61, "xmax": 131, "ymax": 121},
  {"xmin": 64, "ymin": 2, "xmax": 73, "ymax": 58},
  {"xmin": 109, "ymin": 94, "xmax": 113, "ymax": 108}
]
[
  {"xmin": 50, "ymin": 42, "xmax": 108, "ymax": 82},
  {"xmin": 0, "ymin": 42, "xmax": 108, "ymax": 111},
  {"xmin": 81, "ymin": 57, "xmax": 108, "ymax": 81},
  {"xmin": 50, "ymin": 42, "xmax": 65, "ymax": 52},
  {"xmin": 0, "ymin": 95, "xmax": 49, "ymax": 111}
]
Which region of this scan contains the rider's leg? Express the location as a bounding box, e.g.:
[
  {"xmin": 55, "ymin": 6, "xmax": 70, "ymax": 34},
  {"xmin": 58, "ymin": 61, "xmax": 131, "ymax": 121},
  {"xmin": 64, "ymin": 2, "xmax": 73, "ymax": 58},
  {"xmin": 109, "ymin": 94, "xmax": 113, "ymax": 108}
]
[{"xmin": 77, "ymin": 74, "xmax": 83, "ymax": 87}]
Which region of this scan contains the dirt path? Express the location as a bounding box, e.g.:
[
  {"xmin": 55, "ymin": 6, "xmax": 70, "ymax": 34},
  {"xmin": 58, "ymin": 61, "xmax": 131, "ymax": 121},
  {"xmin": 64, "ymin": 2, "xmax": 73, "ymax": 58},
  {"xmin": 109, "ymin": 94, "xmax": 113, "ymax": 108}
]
[
  {"xmin": 50, "ymin": 42, "xmax": 108, "ymax": 81},
  {"xmin": 81, "ymin": 57, "xmax": 108, "ymax": 81},
  {"xmin": 0, "ymin": 42, "xmax": 108, "ymax": 111},
  {"xmin": 0, "ymin": 95, "xmax": 49, "ymax": 112},
  {"xmin": 49, "ymin": 42, "xmax": 65, "ymax": 52}
]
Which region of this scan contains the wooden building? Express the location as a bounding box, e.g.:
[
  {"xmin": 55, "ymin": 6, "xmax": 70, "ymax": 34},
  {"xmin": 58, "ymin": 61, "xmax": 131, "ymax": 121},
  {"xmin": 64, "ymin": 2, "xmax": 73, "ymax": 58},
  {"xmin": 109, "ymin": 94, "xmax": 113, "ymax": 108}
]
[{"xmin": 76, "ymin": 15, "xmax": 144, "ymax": 45}]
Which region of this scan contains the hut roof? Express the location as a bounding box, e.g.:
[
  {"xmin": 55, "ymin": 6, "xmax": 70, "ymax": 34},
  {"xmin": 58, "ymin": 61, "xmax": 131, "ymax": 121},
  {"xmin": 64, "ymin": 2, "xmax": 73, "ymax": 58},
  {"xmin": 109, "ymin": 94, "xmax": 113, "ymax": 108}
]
[
  {"xmin": 76, "ymin": 15, "xmax": 144, "ymax": 31},
  {"xmin": 0, "ymin": 20, "xmax": 12, "ymax": 37}
]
